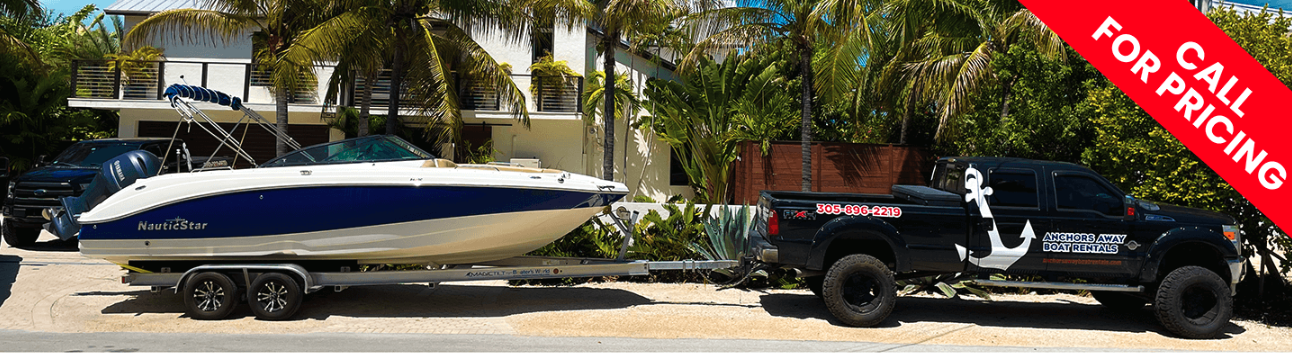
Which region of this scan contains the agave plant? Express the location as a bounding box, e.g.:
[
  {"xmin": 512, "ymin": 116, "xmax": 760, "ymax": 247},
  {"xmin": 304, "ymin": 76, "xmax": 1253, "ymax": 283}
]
[
  {"xmin": 898, "ymin": 273, "xmax": 1000, "ymax": 300},
  {"xmin": 693, "ymin": 204, "xmax": 753, "ymax": 261}
]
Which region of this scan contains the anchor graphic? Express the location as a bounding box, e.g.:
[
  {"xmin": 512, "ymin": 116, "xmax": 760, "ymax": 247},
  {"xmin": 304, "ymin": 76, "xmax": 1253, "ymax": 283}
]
[{"xmin": 955, "ymin": 167, "xmax": 1036, "ymax": 271}]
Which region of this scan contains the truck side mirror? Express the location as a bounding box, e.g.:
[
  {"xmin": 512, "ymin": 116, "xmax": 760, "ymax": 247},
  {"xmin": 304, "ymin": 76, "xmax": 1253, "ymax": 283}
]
[
  {"xmin": 34, "ymin": 154, "xmax": 47, "ymax": 168},
  {"xmin": 0, "ymin": 157, "xmax": 9, "ymax": 178}
]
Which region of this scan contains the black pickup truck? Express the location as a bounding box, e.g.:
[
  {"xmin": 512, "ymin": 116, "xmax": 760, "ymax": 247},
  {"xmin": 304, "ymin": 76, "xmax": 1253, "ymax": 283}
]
[
  {"xmin": 749, "ymin": 157, "xmax": 1244, "ymax": 339},
  {"xmin": 2, "ymin": 138, "xmax": 223, "ymax": 247}
]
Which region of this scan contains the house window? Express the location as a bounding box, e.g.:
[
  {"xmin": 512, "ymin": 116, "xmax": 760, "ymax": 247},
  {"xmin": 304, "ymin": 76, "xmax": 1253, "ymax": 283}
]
[
  {"xmin": 669, "ymin": 149, "xmax": 688, "ymax": 186},
  {"xmin": 532, "ymin": 24, "xmax": 554, "ymax": 63}
]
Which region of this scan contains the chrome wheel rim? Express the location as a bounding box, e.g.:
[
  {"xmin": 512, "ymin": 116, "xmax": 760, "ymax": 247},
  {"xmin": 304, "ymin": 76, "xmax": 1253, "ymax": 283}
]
[
  {"xmin": 193, "ymin": 280, "xmax": 225, "ymax": 312},
  {"xmin": 257, "ymin": 281, "xmax": 290, "ymax": 313}
]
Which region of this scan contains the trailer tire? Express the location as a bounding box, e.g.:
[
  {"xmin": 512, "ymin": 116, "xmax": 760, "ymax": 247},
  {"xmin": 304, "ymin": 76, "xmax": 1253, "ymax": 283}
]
[
  {"xmin": 2, "ymin": 222, "xmax": 39, "ymax": 247},
  {"xmin": 182, "ymin": 272, "xmax": 240, "ymax": 320},
  {"xmin": 822, "ymin": 254, "xmax": 895, "ymax": 327},
  {"xmin": 1153, "ymin": 266, "xmax": 1232, "ymax": 339},
  {"xmin": 248, "ymin": 272, "xmax": 303, "ymax": 321},
  {"xmin": 805, "ymin": 276, "xmax": 824, "ymax": 298},
  {"xmin": 1092, "ymin": 291, "xmax": 1147, "ymax": 310}
]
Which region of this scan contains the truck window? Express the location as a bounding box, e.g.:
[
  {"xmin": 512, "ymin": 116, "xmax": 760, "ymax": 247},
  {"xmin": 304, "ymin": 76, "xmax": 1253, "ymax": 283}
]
[
  {"xmin": 1054, "ymin": 174, "xmax": 1122, "ymax": 216},
  {"xmin": 988, "ymin": 170, "xmax": 1038, "ymax": 208},
  {"xmin": 931, "ymin": 161, "xmax": 967, "ymax": 195}
]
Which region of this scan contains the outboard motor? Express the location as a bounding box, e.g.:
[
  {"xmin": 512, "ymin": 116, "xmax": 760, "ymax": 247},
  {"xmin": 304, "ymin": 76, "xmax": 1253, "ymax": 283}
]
[{"xmin": 48, "ymin": 150, "xmax": 161, "ymax": 240}]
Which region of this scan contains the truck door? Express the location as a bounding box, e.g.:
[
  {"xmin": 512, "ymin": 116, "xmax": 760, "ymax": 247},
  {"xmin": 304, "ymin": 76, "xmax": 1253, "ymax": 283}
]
[
  {"xmin": 966, "ymin": 168, "xmax": 1050, "ymax": 274},
  {"xmin": 1041, "ymin": 171, "xmax": 1136, "ymax": 276}
]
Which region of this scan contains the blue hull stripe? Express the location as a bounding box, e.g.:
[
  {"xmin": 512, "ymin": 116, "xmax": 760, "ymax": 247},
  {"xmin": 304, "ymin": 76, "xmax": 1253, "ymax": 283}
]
[{"xmin": 80, "ymin": 186, "xmax": 622, "ymax": 240}]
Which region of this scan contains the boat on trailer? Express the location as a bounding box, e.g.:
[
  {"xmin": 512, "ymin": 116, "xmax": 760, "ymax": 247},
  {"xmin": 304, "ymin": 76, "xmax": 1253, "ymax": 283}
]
[
  {"xmin": 44, "ymin": 84, "xmax": 736, "ymax": 321},
  {"xmin": 49, "ymin": 84, "xmax": 628, "ymax": 267}
]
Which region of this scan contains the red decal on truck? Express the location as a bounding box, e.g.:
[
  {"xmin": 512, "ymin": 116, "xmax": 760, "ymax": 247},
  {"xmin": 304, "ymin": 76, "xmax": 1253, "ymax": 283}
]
[{"xmin": 815, "ymin": 204, "xmax": 902, "ymax": 218}]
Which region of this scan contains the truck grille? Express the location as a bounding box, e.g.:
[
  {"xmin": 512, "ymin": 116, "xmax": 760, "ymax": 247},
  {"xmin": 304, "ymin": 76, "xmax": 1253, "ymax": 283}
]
[{"xmin": 10, "ymin": 181, "xmax": 77, "ymax": 217}]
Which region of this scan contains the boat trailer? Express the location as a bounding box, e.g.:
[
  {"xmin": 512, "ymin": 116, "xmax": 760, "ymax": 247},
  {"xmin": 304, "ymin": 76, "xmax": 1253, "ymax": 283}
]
[{"xmin": 117, "ymin": 212, "xmax": 743, "ymax": 321}]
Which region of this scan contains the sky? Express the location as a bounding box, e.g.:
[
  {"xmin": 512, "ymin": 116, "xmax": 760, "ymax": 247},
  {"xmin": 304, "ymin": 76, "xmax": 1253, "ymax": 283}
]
[{"xmin": 41, "ymin": 0, "xmax": 110, "ymax": 21}]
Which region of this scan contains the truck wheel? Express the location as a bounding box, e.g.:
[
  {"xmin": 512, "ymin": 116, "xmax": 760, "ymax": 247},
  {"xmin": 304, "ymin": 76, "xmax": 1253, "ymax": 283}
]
[
  {"xmin": 1153, "ymin": 266, "xmax": 1232, "ymax": 339},
  {"xmin": 822, "ymin": 254, "xmax": 895, "ymax": 327},
  {"xmin": 248, "ymin": 272, "xmax": 303, "ymax": 321},
  {"xmin": 2, "ymin": 222, "xmax": 39, "ymax": 247},
  {"xmin": 182, "ymin": 272, "xmax": 240, "ymax": 320},
  {"xmin": 1092, "ymin": 291, "xmax": 1147, "ymax": 310},
  {"xmin": 805, "ymin": 276, "xmax": 824, "ymax": 298}
]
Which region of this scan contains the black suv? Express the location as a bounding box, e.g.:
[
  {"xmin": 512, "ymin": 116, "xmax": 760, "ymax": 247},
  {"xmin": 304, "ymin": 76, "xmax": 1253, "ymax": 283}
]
[{"xmin": 2, "ymin": 138, "xmax": 201, "ymax": 247}]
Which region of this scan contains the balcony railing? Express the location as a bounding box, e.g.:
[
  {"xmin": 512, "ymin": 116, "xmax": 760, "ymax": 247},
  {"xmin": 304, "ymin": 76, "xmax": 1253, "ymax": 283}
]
[{"xmin": 71, "ymin": 60, "xmax": 584, "ymax": 113}]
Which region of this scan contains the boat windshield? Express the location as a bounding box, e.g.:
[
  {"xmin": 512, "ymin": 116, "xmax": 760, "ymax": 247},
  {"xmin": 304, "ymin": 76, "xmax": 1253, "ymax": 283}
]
[{"xmin": 260, "ymin": 135, "xmax": 435, "ymax": 167}]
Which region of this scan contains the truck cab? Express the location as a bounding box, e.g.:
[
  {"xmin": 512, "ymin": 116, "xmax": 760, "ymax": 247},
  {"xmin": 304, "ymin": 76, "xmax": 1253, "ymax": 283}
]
[{"xmin": 2, "ymin": 138, "xmax": 195, "ymax": 247}]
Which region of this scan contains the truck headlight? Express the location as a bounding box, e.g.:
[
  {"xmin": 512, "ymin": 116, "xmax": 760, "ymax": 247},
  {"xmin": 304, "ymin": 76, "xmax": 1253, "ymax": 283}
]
[
  {"xmin": 1223, "ymin": 224, "xmax": 1241, "ymax": 255},
  {"xmin": 6, "ymin": 181, "xmax": 13, "ymax": 198}
]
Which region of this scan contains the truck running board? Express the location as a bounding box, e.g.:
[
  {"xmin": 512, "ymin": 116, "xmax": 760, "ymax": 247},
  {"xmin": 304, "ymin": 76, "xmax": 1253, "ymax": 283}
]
[{"xmin": 970, "ymin": 279, "xmax": 1144, "ymax": 293}]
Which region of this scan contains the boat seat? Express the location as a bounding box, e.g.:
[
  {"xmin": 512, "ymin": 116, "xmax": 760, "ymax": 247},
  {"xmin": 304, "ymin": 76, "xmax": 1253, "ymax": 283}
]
[
  {"xmin": 420, "ymin": 159, "xmax": 458, "ymax": 168},
  {"xmin": 49, "ymin": 150, "xmax": 161, "ymax": 240}
]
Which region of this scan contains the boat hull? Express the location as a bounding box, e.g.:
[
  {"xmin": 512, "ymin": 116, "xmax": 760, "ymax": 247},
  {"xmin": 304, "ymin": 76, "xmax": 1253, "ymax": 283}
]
[{"xmin": 79, "ymin": 185, "xmax": 621, "ymax": 265}]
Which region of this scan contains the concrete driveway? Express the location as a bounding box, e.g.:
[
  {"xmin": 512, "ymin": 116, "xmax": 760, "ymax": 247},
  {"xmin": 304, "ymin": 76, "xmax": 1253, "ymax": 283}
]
[{"xmin": 0, "ymin": 232, "xmax": 1289, "ymax": 351}]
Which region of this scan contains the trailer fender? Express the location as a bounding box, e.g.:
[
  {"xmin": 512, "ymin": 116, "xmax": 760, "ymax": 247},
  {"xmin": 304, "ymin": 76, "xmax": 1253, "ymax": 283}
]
[
  {"xmin": 174, "ymin": 263, "xmax": 315, "ymax": 294},
  {"xmin": 806, "ymin": 216, "xmax": 909, "ymax": 272}
]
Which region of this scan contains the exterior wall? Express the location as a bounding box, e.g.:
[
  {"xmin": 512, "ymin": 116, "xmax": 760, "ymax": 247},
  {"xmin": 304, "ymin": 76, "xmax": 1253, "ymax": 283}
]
[
  {"xmin": 585, "ymin": 33, "xmax": 694, "ymax": 202},
  {"xmin": 116, "ymin": 108, "xmax": 336, "ymax": 140}
]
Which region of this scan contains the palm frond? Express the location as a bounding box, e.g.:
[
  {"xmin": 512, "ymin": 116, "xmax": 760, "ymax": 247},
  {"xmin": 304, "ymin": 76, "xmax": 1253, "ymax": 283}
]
[{"xmin": 124, "ymin": 9, "xmax": 261, "ymax": 48}]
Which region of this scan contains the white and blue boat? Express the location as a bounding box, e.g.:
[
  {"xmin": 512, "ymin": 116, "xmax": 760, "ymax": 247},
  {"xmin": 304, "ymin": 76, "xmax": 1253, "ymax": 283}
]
[{"xmin": 50, "ymin": 84, "xmax": 628, "ymax": 266}]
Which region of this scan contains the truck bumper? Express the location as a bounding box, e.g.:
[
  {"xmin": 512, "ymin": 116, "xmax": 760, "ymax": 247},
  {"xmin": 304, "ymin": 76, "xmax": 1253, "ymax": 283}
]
[
  {"xmin": 750, "ymin": 235, "xmax": 779, "ymax": 264},
  {"xmin": 1228, "ymin": 258, "xmax": 1245, "ymax": 296}
]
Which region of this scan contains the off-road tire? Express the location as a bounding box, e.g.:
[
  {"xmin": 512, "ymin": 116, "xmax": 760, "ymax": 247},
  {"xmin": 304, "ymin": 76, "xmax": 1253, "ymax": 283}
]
[
  {"xmin": 248, "ymin": 272, "xmax": 303, "ymax": 321},
  {"xmin": 822, "ymin": 254, "xmax": 896, "ymax": 327},
  {"xmin": 806, "ymin": 276, "xmax": 824, "ymax": 298},
  {"xmin": 1153, "ymin": 266, "xmax": 1232, "ymax": 339},
  {"xmin": 1092, "ymin": 291, "xmax": 1147, "ymax": 310},
  {"xmin": 2, "ymin": 222, "xmax": 39, "ymax": 247},
  {"xmin": 182, "ymin": 272, "xmax": 240, "ymax": 320}
]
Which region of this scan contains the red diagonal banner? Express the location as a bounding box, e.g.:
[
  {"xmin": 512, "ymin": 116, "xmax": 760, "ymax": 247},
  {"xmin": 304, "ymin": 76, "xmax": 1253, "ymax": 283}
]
[{"xmin": 1021, "ymin": 1, "xmax": 1289, "ymax": 230}]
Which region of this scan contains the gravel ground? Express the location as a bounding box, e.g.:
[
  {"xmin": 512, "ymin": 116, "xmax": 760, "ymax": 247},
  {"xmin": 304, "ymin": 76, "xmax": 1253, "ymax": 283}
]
[{"xmin": 1, "ymin": 235, "xmax": 1290, "ymax": 351}]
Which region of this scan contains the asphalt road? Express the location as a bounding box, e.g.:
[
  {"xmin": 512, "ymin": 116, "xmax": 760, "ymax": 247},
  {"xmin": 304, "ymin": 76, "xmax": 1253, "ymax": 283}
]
[{"xmin": 0, "ymin": 330, "xmax": 1170, "ymax": 352}]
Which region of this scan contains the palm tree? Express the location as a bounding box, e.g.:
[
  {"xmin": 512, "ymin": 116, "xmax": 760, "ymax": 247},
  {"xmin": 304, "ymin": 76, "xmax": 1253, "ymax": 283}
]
[
  {"xmin": 878, "ymin": 0, "xmax": 1063, "ymax": 143},
  {"xmin": 126, "ymin": 0, "xmax": 329, "ymax": 157},
  {"xmin": 289, "ymin": 0, "xmax": 593, "ymax": 146},
  {"xmin": 587, "ymin": 0, "xmax": 681, "ymax": 181},
  {"xmin": 681, "ymin": 0, "xmax": 876, "ymax": 192},
  {"xmin": 0, "ymin": 0, "xmax": 44, "ymax": 68}
]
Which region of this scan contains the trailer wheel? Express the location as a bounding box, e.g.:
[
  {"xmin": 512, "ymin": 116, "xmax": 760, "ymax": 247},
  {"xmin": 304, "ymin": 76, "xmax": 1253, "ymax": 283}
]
[
  {"xmin": 1092, "ymin": 291, "xmax": 1147, "ymax": 310},
  {"xmin": 805, "ymin": 276, "xmax": 824, "ymax": 298},
  {"xmin": 1154, "ymin": 266, "xmax": 1232, "ymax": 339},
  {"xmin": 248, "ymin": 272, "xmax": 303, "ymax": 321},
  {"xmin": 182, "ymin": 272, "xmax": 239, "ymax": 320},
  {"xmin": 822, "ymin": 254, "xmax": 895, "ymax": 327}
]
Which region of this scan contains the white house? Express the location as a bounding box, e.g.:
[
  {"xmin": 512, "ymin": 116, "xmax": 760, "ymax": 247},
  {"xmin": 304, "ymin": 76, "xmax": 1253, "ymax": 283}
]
[{"xmin": 70, "ymin": 0, "xmax": 694, "ymax": 201}]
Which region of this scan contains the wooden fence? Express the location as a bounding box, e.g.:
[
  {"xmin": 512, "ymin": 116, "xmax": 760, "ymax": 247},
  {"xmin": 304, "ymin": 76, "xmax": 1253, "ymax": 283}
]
[{"xmin": 728, "ymin": 141, "xmax": 935, "ymax": 204}]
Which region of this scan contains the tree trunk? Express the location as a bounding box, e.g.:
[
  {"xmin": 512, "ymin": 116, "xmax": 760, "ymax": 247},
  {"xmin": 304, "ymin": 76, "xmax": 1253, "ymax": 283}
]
[
  {"xmin": 275, "ymin": 89, "xmax": 290, "ymax": 157},
  {"xmin": 1000, "ymin": 76, "xmax": 1015, "ymax": 119},
  {"xmin": 899, "ymin": 93, "xmax": 912, "ymax": 145},
  {"xmin": 386, "ymin": 44, "xmax": 404, "ymax": 136},
  {"xmin": 799, "ymin": 42, "xmax": 813, "ymax": 192},
  {"xmin": 358, "ymin": 71, "xmax": 375, "ymax": 137},
  {"xmin": 602, "ymin": 35, "xmax": 617, "ymax": 181}
]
